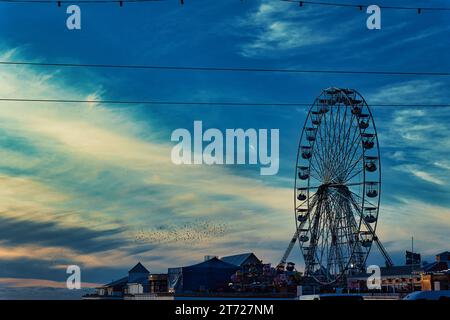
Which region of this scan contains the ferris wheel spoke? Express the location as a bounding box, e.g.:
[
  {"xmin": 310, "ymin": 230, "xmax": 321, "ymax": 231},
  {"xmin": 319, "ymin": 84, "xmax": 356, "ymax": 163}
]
[
  {"xmin": 325, "ymin": 104, "xmax": 338, "ymax": 159},
  {"xmin": 328, "ymin": 107, "xmax": 341, "ymax": 172},
  {"xmin": 310, "ymin": 172, "xmax": 322, "ymax": 183},
  {"xmin": 328, "ymin": 197, "xmax": 347, "ymax": 273},
  {"xmin": 345, "ymin": 181, "xmax": 365, "ymax": 186},
  {"xmin": 321, "ymin": 206, "xmax": 336, "ymax": 278},
  {"xmin": 309, "ymin": 171, "xmax": 324, "ymax": 187},
  {"xmin": 349, "ymin": 196, "xmax": 364, "ymax": 216},
  {"xmin": 345, "ymin": 168, "xmax": 364, "ymax": 184},
  {"xmin": 311, "ymin": 151, "xmax": 326, "ymax": 180},
  {"xmin": 333, "ymin": 113, "xmax": 356, "ymax": 169},
  {"xmin": 323, "ymin": 104, "xmax": 335, "ymax": 180},
  {"xmin": 329, "ymin": 105, "xmax": 340, "ymax": 163},
  {"xmin": 317, "ymin": 208, "xmax": 330, "ymax": 269},
  {"xmin": 296, "ymin": 194, "xmax": 316, "ymax": 210},
  {"xmin": 341, "ymin": 154, "xmax": 364, "ymax": 182},
  {"xmin": 330, "ymin": 192, "xmax": 359, "ymax": 260},
  {"xmin": 308, "ymin": 198, "xmax": 327, "ymax": 271},
  {"xmin": 337, "ymin": 104, "xmax": 349, "ymax": 156},
  {"xmin": 309, "ymin": 158, "xmax": 321, "ymax": 174},
  {"xmin": 311, "ymin": 152, "xmax": 325, "ymax": 180},
  {"xmin": 317, "ymin": 113, "xmax": 330, "ymax": 180},
  {"xmin": 311, "ymin": 119, "xmax": 328, "ymax": 177},
  {"xmin": 342, "ymin": 129, "xmax": 363, "ymax": 170},
  {"xmin": 296, "ymin": 194, "xmax": 318, "ymax": 213},
  {"xmin": 332, "ymin": 107, "xmax": 344, "ymax": 179},
  {"xmin": 340, "ymin": 126, "xmax": 362, "ymax": 172},
  {"xmin": 298, "ymin": 184, "xmax": 324, "ymax": 191},
  {"xmin": 310, "ymin": 167, "xmax": 323, "ymax": 183},
  {"xmin": 336, "ymin": 161, "xmax": 359, "ymax": 185},
  {"xmin": 334, "ymin": 124, "xmax": 361, "ymax": 180},
  {"xmin": 332, "ymin": 187, "xmax": 362, "ymax": 211},
  {"xmin": 296, "ymin": 199, "xmax": 308, "ymax": 209},
  {"xmin": 331, "ymin": 152, "xmax": 363, "ymax": 185},
  {"xmin": 331, "ymin": 191, "xmax": 363, "ymax": 240},
  {"xmin": 332, "ymin": 104, "xmax": 349, "ymax": 172},
  {"xmin": 342, "ymin": 114, "xmax": 359, "ymax": 152},
  {"xmin": 348, "ymin": 189, "xmax": 379, "ymax": 208}
]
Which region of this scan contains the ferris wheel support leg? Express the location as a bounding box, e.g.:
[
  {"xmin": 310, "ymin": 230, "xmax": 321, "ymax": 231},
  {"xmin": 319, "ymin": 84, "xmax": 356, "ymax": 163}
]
[
  {"xmin": 349, "ymin": 196, "xmax": 394, "ymax": 268},
  {"xmin": 361, "ymin": 218, "xmax": 394, "ymax": 267},
  {"xmin": 279, "ymin": 228, "xmax": 300, "ymax": 266},
  {"xmin": 372, "ymin": 235, "xmax": 394, "ymax": 267}
]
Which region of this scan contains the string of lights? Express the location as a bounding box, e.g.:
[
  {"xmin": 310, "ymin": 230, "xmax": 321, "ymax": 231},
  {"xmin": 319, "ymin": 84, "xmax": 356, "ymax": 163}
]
[
  {"xmin": 1, "ymin": 61, "xmax": 449, "ymax": 76},
  {"xmin": 0, "ymin": 0, "xmax": 163, "ymax": 3},
  {"xmin": 1, "ymin": 97, "xmax": 449, "ymax": 108},
  {"xmin": 282, "ymin": 0, "xmax": 450, "ymax": 13},
  {"xmin": 1, "ymin": 0, "xmax": 450, "ymax": 13}
]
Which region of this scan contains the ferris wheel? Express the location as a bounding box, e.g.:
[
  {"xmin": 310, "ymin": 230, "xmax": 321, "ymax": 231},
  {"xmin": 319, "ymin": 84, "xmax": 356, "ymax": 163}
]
[{"xmin": 281, "ymin": 87, "xmax": 393, "ymax": 285}]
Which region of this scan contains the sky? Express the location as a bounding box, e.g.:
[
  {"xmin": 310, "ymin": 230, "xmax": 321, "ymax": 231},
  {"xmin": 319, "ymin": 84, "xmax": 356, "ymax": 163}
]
[{"xmin": 0, "ymin": 0, "xmax": 449, "ymax": 299}]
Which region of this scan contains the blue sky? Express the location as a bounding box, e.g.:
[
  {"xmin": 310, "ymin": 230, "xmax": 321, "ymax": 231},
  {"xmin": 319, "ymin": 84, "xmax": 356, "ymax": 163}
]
[{"xmin": 0, "ymin": 0, "xmax": 449, "ymax": 298}]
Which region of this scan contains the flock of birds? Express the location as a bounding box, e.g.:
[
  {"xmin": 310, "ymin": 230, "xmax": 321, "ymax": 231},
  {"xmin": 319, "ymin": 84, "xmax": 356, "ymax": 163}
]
[{"xmin": 134, "ymin": 220, "xmax": 228, "ymax": 245}]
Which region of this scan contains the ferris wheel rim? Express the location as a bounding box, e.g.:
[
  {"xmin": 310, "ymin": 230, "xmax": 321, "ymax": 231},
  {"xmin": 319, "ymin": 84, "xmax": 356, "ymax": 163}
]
[{"xmin": 293, "ymin": 87, "xmax": 381, "ymax": 285}]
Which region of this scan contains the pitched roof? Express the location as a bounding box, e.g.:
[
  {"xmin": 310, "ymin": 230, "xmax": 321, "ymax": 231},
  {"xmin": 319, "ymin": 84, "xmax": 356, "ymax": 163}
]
[
  {"xmin": 183, "ymin": 257, "xmax": 239, "ymax": 270},
  {"xmin": 221, "ymin": 253, "xmax": 259, "ymax": 266},
  {"xmin": 423, "ymin": 261, "xmax": 449, "ymax": 272},
  {"xmin": 128, "ymin": 262, "xmax": 150, "ymax": 274},
  {"xmin": 103, "ymin": 276, "xmax": 128, "ymax": 288}
]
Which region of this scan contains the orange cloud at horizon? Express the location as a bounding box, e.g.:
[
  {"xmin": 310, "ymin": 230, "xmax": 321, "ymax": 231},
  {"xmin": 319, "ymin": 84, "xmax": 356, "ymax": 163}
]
[
  {"xmin": 0, "ymin": 277, "xmax": 100, "ymax": 289},
  {"xmin": 0, "ymin": 243, "xmax": 135, "ymax": 269}
]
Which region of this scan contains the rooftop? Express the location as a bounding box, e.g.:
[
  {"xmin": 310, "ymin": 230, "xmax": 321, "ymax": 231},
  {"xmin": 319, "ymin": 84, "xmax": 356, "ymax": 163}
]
[
  {"xmin": 184, "ymin": 257, "xmax": 239, "ymax": 270},
  {"xmin": 128, "ymin": 262, "xmax": 150, "ymax": 274},
  {"xmin": 220, "ymin": 253, "xmax": 259, "ymax": 266},
  {"xmin": 103, "ymin": 276, "xmax": 128, "ymax": 288}
]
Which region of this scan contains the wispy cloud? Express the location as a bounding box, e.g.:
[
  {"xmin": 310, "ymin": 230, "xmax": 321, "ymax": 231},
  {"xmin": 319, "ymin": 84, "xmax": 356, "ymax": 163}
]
[
  {"xmin": 379, "ymin": 197, "xmax": 450, "ymax": 255},
  {"xmin": 434, "ymin": 161, "xmax": 450, "ymax": 171},
  {"xmin": 0, "ymin": 49, "xmax": 295, "ymax": 279},
  {"xmin": 238, "ymin": 1, "xmax": 337, "ymax": 57},
  {"xmin": 371, "ymin": 80, "xmax": 450, "ymax": 212},
  {"xmin": 395, "ymin": 165, "xmax": 445, "ymax": 186},
  {"xmin": 368, "ymin": 80, "xmax": 446, "ymax": 105}
]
